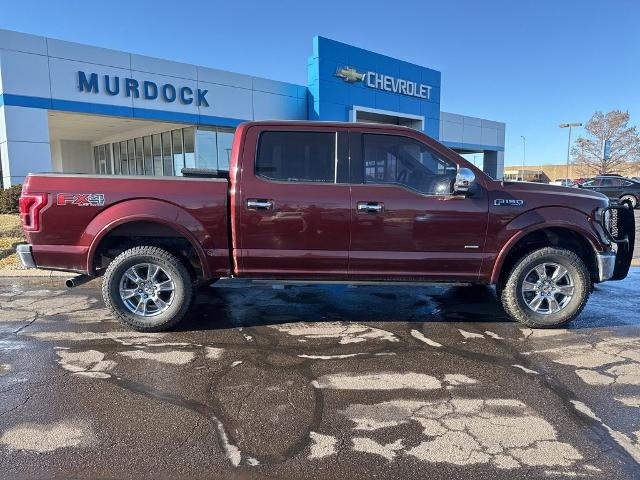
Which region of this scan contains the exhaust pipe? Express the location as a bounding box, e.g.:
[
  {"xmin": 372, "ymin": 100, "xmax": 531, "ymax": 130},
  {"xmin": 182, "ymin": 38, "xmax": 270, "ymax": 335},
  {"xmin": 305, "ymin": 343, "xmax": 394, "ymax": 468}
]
[{"xmin": 65, "ymin": 274, "xmax": 93, "ymax": 288}]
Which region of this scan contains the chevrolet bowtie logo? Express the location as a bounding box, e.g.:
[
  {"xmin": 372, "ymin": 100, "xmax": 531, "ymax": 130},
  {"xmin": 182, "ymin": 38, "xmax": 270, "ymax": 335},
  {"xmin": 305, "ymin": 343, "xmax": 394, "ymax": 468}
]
[{"xmin": 335, "ymin": 66, "xmax": 364, "ymax": 83}]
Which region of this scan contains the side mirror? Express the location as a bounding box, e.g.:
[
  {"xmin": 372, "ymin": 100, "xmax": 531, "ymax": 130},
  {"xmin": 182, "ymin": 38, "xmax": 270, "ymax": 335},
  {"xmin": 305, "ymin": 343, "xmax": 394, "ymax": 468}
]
[{"xmin": 454, "ymin": 167, "xmax": 476, "ymax": 195}]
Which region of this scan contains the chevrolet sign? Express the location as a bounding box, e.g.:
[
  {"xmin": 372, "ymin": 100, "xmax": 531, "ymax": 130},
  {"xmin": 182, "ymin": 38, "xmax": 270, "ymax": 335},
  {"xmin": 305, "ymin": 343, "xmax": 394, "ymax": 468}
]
[{"xmin": 336, "ymin": 66, "xmax": 431, "ymax": 100}]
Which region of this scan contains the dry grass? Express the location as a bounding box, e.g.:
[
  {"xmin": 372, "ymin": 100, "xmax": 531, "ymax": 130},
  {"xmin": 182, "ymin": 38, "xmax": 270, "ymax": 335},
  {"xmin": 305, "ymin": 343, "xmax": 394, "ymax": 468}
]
[{"xmin": 0, "ymin": 214, "xmax": 24, "ymax": 270}]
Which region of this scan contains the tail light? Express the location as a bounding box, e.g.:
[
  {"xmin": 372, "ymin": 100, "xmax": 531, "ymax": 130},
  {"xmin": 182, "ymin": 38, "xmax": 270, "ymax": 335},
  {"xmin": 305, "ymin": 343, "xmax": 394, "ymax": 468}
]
[{"xmin": 19, "ymin": 193, "xmax": 47, "ymax": 232}]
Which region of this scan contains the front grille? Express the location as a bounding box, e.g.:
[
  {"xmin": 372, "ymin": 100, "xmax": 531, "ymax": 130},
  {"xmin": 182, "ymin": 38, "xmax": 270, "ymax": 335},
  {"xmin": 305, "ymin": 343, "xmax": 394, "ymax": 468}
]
[
  {"xmin": 602, "ymin": 205, "xmax": 633, "ymax": 243},
  {"xmin": 600, "ymin": 204, "xmax": 636, "ymax": 281}
]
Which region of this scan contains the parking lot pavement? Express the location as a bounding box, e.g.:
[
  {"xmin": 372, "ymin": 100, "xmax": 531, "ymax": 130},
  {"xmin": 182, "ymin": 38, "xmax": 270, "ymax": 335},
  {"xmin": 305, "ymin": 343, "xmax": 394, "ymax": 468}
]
[{"xmin": 0, "ymin": 273, "xmax": 639, "ymax": 479}]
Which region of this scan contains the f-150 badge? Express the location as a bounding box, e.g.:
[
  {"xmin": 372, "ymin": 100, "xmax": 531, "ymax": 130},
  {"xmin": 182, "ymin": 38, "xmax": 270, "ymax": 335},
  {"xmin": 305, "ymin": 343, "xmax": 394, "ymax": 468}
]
[
  {"xmin": 56, "ymin": 193, "xmax": 105, "ymax": 206},
  {"xmin": 494, "ymin": 199, "xmax": 524, "ymax": 207}
]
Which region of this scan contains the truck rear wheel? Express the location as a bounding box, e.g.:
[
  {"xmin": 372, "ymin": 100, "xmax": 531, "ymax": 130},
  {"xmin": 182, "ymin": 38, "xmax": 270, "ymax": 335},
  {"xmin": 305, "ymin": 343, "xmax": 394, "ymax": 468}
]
[
  {"xmin": 102, "ymin": 246, "xmax": 193, "ymax": 332},
  {"xmin": 500, "ymin": 247, "xmax": 591, "ymax": 328}
]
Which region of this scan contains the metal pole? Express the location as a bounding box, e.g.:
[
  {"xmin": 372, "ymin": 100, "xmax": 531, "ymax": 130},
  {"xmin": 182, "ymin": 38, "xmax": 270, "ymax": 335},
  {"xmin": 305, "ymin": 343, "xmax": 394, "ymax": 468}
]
[
  {"xmin": 521, "ymin": 135, "xmax": 526, "ymax": 181},
  {"xmin": 566, "ymin": 125, "xmax": 572, "ymax": 180},
  {"xmin": 560, "ymin": 123, "xmax": 581, "ymax": 181}
]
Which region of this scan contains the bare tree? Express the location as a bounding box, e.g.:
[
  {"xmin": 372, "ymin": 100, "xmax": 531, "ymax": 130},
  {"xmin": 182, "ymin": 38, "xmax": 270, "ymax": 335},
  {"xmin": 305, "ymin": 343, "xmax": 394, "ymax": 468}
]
[{"xmin": 571, "ymin": 110, "xmax": 640, "ymax": 176}]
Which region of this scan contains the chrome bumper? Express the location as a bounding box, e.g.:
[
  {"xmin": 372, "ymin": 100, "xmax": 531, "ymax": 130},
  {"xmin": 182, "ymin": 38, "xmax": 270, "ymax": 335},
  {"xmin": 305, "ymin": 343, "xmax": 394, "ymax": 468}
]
[
  {"xmin": 16, "ymin": 244, "xmax": 36, "ymax": 269},
  {"xmin": 596, "ymin": 251, "xmax": 616, "ymax": 282}
]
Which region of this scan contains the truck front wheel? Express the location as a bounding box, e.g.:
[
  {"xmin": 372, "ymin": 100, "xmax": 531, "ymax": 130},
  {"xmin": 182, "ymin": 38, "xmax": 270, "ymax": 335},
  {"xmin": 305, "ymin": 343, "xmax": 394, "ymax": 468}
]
[
  {"xmin": 501, "ymin": 247, "xmax": 591, "ymax": 328},
  {"xmin": 102, "ymin": 246, "xmax": 193, "ymax": 332}
]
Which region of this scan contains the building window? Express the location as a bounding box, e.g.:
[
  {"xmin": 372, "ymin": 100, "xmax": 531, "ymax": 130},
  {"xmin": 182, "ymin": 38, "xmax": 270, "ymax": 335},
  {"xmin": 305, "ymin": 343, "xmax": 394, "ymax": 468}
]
[
  {"xmin": 92, "ymin": 144, "xmax": 113, "ymax": 174},
  {"xmin": 172, "ymin": 129, "xmax": 184, "ymax": 175},
  {"xmin": 134, "ymin": 138, "xmax": 144, "ymax": 175},
  {"xmin": 152, "ymin": 134, "xmax": 162, "ymax": 176},
  {"xmin": 216, "ymin": 129, "xmax": 234, "ymax": 171},
  {"xmin": 195, "ymin": 129, "xmax": 216, "ymax": 170},
  {"xmin": 92, "ymin": 125, "xmax": 236, "ymax": 177},
  {"xmin": 127, "ymin": 139, "xmax": 135, "ymax": 174},
  {"xmin": 104, "ymin": 144, "xmax": 112, "ymax": 174},
  {"xmin": 119, "ymin": 141, "xmax": 128, "ymax": 175},
  {"xmin": 113, "ymin": 142, "xmax": 121, "ymax": 175},
  {"xmin": 143, "ymin": 136, "xmax": 153, "ymax": 175},
  {"xmin": 162, "ymin": 132, "xmax": 173, "ymax": 175},
  {"xmin": 183, "ymin": 128, "xmax": 195, "ymax": 170}
]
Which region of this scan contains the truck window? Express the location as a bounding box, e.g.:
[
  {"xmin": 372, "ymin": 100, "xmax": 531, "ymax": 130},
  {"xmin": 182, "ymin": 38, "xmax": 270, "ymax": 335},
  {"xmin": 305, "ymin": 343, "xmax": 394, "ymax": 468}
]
[
  {"xmin": 362, "ymin": 134, "xmax": 457, "ymax": 195},
  {"xmin": 256, "ymin": 131, "xmax": 336, "ymax": 183}
]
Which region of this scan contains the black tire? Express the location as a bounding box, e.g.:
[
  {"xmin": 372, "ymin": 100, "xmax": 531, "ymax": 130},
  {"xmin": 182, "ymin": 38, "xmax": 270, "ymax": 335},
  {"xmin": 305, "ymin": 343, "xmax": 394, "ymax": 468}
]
[
  {"xmin": 102, "ymin": 246, "xmax": 193, "ymax": 332},
  {"xmin": 501, "ymin": 247, "xmax": 591, "ymax": 328},
  {"xmin": 620, "ymin": 195, "xmax": 638, "ymax": 210}
]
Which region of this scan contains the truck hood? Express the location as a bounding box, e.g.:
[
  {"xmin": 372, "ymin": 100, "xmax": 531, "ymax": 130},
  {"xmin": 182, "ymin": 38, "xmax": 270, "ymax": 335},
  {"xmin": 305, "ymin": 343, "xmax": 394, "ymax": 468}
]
[{"xmin": 489, "ymin": 181, "xmax": 609, "ymax": 215}]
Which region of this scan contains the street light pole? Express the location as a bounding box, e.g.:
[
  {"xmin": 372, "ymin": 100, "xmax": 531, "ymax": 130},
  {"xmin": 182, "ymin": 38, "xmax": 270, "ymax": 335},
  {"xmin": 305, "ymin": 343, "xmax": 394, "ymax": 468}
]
[
  {"xmin": 560, "ymin": 122, "xmax": 582, "ymax": 181},
  {"xmin": 520, "ymin": 135, "xmax": 526, "ymax": 181}
]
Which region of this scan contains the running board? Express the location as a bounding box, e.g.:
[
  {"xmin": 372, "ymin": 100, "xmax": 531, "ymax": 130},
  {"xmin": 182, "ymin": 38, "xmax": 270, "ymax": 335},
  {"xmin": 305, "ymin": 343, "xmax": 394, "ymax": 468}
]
[{"xmin": 248, "ymin": 279, "xmax": 475, "ymax": 287}]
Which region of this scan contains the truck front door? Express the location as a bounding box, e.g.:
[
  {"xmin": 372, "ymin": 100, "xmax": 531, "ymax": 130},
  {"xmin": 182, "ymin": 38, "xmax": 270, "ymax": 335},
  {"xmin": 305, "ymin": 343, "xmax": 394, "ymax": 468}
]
[
  {"xmin": 236, "ymin": 126, "xmax": 351, "ymax": 278},
  {"xmin": 348, "ymin": 132, "xmax": 489, "ymax": 282}
]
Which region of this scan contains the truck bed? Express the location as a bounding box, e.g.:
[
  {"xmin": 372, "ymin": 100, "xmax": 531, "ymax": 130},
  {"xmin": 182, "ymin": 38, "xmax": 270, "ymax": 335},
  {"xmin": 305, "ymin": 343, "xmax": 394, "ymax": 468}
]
[{"xmin": 21, "ymin": 174, "xmax": 230, "ymax": 277}]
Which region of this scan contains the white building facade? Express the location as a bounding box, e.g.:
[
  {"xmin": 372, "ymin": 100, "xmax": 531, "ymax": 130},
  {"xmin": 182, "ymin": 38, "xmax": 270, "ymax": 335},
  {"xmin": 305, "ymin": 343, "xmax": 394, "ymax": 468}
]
[{"xmin": 0, "ymin": 29, "xmax": 505, "ymax": 187}]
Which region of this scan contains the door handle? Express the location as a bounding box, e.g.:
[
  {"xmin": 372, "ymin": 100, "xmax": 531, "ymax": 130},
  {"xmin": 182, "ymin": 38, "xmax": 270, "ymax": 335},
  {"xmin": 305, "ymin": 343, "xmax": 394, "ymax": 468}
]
[
  {"xmin": 246, "ymin": 199, "xmax": 274, "ymax": 210},
  {"xmin": 357, "ymin": 201, "xmax": 384, "ymax": 213}
]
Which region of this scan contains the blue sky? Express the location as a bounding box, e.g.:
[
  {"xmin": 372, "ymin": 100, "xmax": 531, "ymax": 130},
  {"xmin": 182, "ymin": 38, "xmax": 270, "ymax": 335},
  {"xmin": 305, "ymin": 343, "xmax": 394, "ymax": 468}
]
[{"xmin": 1, "ymin": 0, "xmax": 638, "ymax": 167}]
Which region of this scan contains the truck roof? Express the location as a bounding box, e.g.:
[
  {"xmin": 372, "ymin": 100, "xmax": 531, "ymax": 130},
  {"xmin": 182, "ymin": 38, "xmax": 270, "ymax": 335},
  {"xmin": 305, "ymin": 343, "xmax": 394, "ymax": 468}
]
[{"xmin": 239, "ymin": 120, "xmax": 420, "ymax": 133}]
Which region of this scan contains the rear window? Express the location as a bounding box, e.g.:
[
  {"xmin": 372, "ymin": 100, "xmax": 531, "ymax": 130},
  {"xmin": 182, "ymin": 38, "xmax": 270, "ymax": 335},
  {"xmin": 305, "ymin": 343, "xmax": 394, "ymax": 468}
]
[{"xmin": 256, "ymin": 131, "xmax": 336, "ymax": 183}]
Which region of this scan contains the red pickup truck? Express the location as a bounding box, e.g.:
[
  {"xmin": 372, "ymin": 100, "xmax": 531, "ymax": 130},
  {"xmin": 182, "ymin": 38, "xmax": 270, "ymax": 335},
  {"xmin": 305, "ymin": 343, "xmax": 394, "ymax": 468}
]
[{"xmin": 18, "ymin": 121, "xmax": 634, "ymax": 331}]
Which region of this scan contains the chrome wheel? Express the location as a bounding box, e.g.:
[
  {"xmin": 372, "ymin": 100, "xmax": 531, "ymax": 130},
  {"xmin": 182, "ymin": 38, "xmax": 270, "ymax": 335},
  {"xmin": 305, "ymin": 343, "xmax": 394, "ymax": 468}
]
[
  {"xmin": 521, "ymin": 262, "xmax": 574, "ymax": 315},
  {"xmin": 119, "ymin": 263, "xmax": 175, "ymax": 317}
]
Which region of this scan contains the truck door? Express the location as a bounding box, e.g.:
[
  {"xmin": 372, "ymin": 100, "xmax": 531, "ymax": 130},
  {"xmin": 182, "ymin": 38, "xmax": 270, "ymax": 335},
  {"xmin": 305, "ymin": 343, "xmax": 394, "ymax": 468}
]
[
  {"xmin": 348, "ymin": 132, "xmax": 489, "ymax": 282},
  {"xmin": 236, "ymin": 125, "xmax": 351, "ymax": 278}
]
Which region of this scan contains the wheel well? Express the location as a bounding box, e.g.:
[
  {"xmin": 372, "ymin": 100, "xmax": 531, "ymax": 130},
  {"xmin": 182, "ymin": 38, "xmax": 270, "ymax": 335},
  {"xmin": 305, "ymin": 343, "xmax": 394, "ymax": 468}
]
[
  {"xmin": 498, "ymin": 228, "xmax": 598, "ymax": 286},
  {"xmin": 93, "ymin": 221, "xmax": 204, "ymax": 281}
]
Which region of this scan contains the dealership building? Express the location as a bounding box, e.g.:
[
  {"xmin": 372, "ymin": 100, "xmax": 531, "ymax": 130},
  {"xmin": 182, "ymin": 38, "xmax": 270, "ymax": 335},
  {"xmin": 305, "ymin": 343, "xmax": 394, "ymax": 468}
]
[{"xmin": 0, "ymin": 29, "xmax": 505, "ymax": 187}]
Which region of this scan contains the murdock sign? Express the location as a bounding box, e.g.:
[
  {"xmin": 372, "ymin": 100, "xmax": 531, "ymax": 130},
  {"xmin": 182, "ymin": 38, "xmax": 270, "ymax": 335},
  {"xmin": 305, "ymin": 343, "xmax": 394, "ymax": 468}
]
[
  {"xmin": 77, "ymin": 71, "xmax": 210, "ymax": 107},
  {"xmin": 336, "ymin": 66, "xmax": 431, "ymax": 100}
]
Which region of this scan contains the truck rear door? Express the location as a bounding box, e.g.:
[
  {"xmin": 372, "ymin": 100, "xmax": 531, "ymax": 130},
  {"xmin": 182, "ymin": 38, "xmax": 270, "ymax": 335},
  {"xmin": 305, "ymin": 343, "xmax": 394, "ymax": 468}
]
[{"xmin": 235, "ymin": 125, "xmax": 351, "ymax": 278}]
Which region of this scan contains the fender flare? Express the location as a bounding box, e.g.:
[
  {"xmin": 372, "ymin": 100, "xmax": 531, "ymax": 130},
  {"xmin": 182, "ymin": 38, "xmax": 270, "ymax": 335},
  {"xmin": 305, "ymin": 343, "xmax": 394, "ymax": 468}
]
[
  {"xmin": 84, "ymin": 199, "xmax": 211, "ymax": 277},
  {"xmin": 490, "ymin": 208, "xmax": 603, "ymax": 284}
]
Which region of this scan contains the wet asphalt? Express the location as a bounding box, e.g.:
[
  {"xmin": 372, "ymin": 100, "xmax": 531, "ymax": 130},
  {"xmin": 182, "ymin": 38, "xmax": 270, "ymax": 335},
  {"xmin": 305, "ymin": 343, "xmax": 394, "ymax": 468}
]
[{"xmin": 0, "ymin": 272, "xmax": 639, "ymax": 479}]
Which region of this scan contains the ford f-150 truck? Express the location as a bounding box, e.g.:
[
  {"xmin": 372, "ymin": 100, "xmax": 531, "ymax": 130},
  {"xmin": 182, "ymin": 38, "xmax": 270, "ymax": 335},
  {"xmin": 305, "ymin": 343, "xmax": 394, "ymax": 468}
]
[{"xmin": 18, "ymin": 121, "xmax": 635, "ymax": 331}]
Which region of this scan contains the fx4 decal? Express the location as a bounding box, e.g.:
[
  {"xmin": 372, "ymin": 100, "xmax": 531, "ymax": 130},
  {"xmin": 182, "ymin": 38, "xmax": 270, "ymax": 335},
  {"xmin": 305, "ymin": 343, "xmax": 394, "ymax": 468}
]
[
  {"xmin": 56, "ymin": 193, "xmax": 105, "ymax": 207},
  {"xmin": 494, "ymin": 199, "xmax": 525, "ymax": 207}
]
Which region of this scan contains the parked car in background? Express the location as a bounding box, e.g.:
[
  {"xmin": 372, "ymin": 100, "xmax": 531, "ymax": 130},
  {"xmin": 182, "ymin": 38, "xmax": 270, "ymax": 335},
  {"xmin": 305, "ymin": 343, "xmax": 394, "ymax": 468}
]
[
  {"xmin": 549, "ymin": 178, "xmax": 575, "ymax": 187},
  {"xmin": 579, "ymin": 175, "xmax": 640, "ymax": 208}
]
